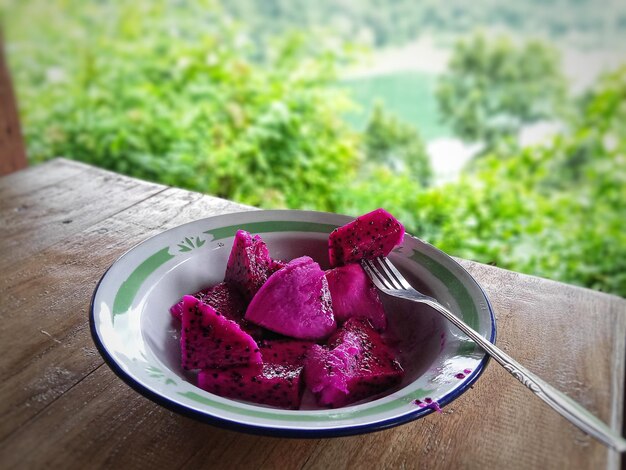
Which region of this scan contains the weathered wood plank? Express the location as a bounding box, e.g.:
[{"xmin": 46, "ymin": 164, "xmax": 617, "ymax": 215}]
[
  {"xmin": 0, "ymin": 159, "xmax": 166, "ymax": 272},
  {"xmin": 0, "ymin": 186, "xmax": 251, "ymax": 442},
  {"xmin": 0, "ymin": 365, "xmax": 242, "ymax": 469},
  {"xmin": 0, "ymin": 159, "xmax": 87, "ymax": 200}
]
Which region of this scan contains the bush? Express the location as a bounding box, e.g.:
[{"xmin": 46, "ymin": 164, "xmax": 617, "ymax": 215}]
[
  {"xmin": 8, "ymin": 0, "xmax": 360, "ymax": 211},
  {"xmin": 436, "ymin": 32, "xmax": 568, "ymax": 149},
  {"xmin": 363, "ymin": 102, "xmax": 432, "ymax": 187}
]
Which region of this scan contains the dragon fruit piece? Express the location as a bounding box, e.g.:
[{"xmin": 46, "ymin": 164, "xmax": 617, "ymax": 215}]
[
  {"xmin": 224, "ymin": 230, "xmax": 276, "ymax": 301},
  {"xmin": 304, "ymin": 318, "xmax": 404, "ymax": 408},
  {"xmin": 197, "ymin": 340, "xmax": 313, "ymax": 409},
  {"xmin": 201, "ymin": 282, "xmax": 246, "ymax": 319},
  {"xmin": 270, "ymin": 258, "xmax": 287, "ymax": 273},
  {"xmin": 170, "ymin": 282, "xmax": 245, "ymax": 322},
  {"xmin": 328, "ymin": 208, "xmax": 405, "ymax": 267},
  {"xmin": 304, "ymin": 344, "xmax": 352, "ymax": 402},
  {"xmin": 245, "ymin": 256, "xmax": 336, "ymax": 340},
  {"xmin": 180, "ymin": 295, "xmax": 262, "ymax": 370},
  {"xmin": 198, "ymin": 364, "xmax": 304, "ymax": 409},
  {"xmin": 170, "ymin": 282, "xmax": 267, "ymax": 338},
  {"xmin": 201, "ymin": 282, "xmax": 267, "ymax": 339},
  {"xmin": 258, "ymin": 339, "xmax": 314, "ymax": 366},
  {"xmin": 326, "ymin": 264, "xmax": 387, "ymax": 331},
  {"xmin": 170, "ymin": 299, "xmax": 187, "ymax": 321}
]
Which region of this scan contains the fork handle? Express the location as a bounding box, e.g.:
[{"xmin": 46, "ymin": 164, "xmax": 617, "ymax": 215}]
[{"xmin": 415, "ymin": 296, "xmax": 626, "ymax": 453}]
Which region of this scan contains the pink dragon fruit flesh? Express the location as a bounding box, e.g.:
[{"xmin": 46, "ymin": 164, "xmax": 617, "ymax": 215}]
[
  {"xmin": 180, "ymin": 295, "xmax": 262, "ymax": 370},
  {"xmin": 270, "ymin": 258, "xmax": 287, "ymax": 272},
  {"xmin": 224, "ymin": 230, "xmax": 281, "ymax": 301},
  {"xmin": 170, "ymin": 282, "xmax": 244, "ymax": 321},
  {"xmin": 245, "ymin": 256, "xmax": 336, "ymax": 340},
  {"xmin": 198, "ymin": 364, "xmax": 303, "ymax": 409},
  {"xmin": 326, "ymin": 264, "xmax": 387, "ymax": 331},
  {"xmin": 258, "ymin": 339, "xmax": 314, "ymax": 366},
  {"xmin": 197, "ymin": 339, "xmax": 313, "ymax": 409},
  {"xmin": 171, "ymin": 282, "xmax": 267, "ymax": 339},
  {"xmin": 304, "ymin": 317, "xmax": 404, "ymax": 408},
  {"xmin": 328, "ymin": 208, "xmax": 405, "ymax": 267}
]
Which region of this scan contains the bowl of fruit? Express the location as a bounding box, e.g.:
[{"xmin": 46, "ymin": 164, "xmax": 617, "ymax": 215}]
[{"xmin": 90, "ymin": 209, "xmax": 495, "ymax": 436}]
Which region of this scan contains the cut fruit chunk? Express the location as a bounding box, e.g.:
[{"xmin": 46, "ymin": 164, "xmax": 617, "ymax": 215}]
[
  {"xmin": 225, "ymin": 230, "xmax": 277, "ymax": 301},
  {"xmin": 326, "ymin": 264, "xmax": 387, "ymax": 331},
  {"xmin": 328, "ymin": 208, "xmax": 405, "ymax": 267},
  {"xmin": 304, "ymin": 318, "xmax": 404, "ymax": 408},
  {"xmin": 171, "ymin": 282, "xmax": 266, "ymax": 338},
  {"xmin": 197, "ymin": 339, "xmax": 313, "ymax": 409},
  {"xmin": 180, "ymin": 295, "xmax": 262, "ymax": 370},
  {"xmin": 245, "ymin": 256, "xmax": 336, "ymax": 340},
  {"xmin": 258, "ymin": 339, "xmax": 314, "ymax": 366},
  {"xmin": 170, "ymin": 282, "xmax": 245, "ymax": 322}
]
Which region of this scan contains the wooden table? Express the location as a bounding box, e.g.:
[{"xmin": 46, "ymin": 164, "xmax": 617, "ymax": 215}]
[{"xmin": 1, "ymin": 159, "xmax": 625, "ymax": 470}]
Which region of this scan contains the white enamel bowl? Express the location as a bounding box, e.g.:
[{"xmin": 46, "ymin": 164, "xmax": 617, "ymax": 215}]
[{"xmin": 90, "ymin": 210, "xmax": 495, "ymax": 437}]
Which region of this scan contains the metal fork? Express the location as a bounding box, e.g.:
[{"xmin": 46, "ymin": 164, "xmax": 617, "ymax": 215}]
[{"xmin": 362, "ymin": 256, "xmax": 626, "ymax": 453}]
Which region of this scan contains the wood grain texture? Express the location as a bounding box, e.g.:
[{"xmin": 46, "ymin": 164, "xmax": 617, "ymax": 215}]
[
  {"xmin": 0, "ymin": 38, "xmax": 27, "ymax": 176},
  {"xmin": 0, "ymin": 159, "xmax": 624, "ymax": 470},
  {"xmin": 0, "ymin": 159, "xmax": 166, "ymax": 271},
  {"xmin": 0, "ymin": 181, "xmax": 251, "ymax": 441}
]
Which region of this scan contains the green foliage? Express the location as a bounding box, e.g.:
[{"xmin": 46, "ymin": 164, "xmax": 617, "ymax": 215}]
[
  {"xmin": 363, "ymin": 103, "xmax": 432, "ymax": 187},
  {"xmin": 7, "ymin": 0, "xmax": 360, "ymax": 211},
  {"xmin": 436, "ymin": 33, "xmax": 568, "ymax": 147}
]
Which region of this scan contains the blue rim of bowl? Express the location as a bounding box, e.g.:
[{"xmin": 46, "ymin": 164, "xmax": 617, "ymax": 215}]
[{"xmin": 89, "ymin": 213, "xmax": 496, "ymax": 438}]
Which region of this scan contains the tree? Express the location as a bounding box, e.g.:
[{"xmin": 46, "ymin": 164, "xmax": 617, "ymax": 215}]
[
  {"xmin": 363, "ymin": 102, "xmax": 432, "ymax": 187},
  {"xmin": 436, "ymin": 32, "xmax": 567, "ymax": 149}
]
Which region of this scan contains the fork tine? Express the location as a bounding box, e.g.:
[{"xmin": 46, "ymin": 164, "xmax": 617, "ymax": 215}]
[
  {"xmin": 361, "ymin": 259, "xmax": 389, "ymax": 291},
  {"xmin": 374, "ymin": 257, "xmax": 404, "ymax": 290},
  {"xmin": 378, "ymin": 257, "xmax": 412, "ymax": 289}
]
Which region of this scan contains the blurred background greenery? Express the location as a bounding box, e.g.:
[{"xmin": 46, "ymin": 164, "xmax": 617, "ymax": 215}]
[{"xmin": 3, "ymin": 0, "xmax": 626, "ymax": 296}]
